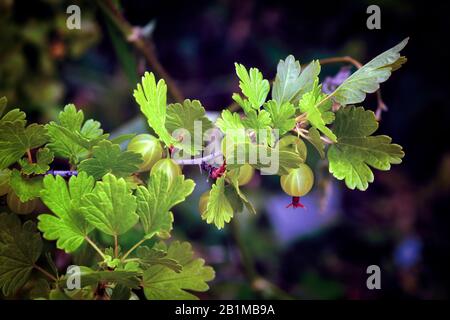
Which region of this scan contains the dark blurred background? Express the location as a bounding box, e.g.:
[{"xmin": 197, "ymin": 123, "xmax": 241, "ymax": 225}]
[{"xmin": 1, "ymin": 0, "xmax": 449, "ymax": 299}]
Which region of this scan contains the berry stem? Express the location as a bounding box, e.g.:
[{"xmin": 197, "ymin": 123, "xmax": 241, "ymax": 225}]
[{"xmin": 26, "ymin": 149, "xmax": 33, "ymax": 164}]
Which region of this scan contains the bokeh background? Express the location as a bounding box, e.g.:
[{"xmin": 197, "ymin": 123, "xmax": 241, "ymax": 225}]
[{"xmin": 1, "ymin": 0, "xmax": 449, "ymax": 299}]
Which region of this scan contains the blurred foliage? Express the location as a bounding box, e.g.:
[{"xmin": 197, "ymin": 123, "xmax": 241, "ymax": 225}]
[{"xmin": 0, "ymin": 0, "xmax": 100, "ymax": 119}]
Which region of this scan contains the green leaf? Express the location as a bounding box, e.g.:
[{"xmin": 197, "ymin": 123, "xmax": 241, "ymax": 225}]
[
  {"xmin": 0, "ymin": 213, "xmax": 43, "ymax": 296},
  {"xmin": 263, "ymin": 100, "xmax": 296, "ymax": 135},
  {"xmin": 133, "ymin": 72, "xmax": 178, "ymax": 147},
  {"xmin": 202, "ymin": 176, "xmax": 233, "ymax": 229},
  {"xmin": 110, "ymin": 133, "xmax": 137, "ymax": 145},
  {"xmin": 59, "ymin": 266, "xmax": 140, "ymax": 289},
  {"xmin": 0, "ymin": 97, "xmax": 6, "ymax": 117},
  {"xmin": 0, "ymin": 168, "xmax": 11, "ymax": 192},
  {"xmin": 0, "ymin": 97, "xmax": 26, "ymax": 127},
  {"xmin": 231, "ymin": 93, "xmax": 253, "ymax": 114},
  {"xmin": 59, "ymin": 103, "xmax": 84, "ymax": 131},
  {"xmin": 242, "ymin": 109, "xmax": 271, "ymax": 130},
  {"xmin": 234, "ymin": 63, "xmax": 270, "ymax": 109},
  {"xmin": 110, "ymin": 283, "xmax": 131, "ymax": 300},
  {"xmin": 165, "ymin": 99, "xmax": 213, "ymax": 155},
  {"xmin": 80, "ymin": 174, "xmax": 139, "ymax": 236},
  {"xmin": 291, "ymin": 60, "xmax": 321, "ymax": 104},
  {"xmin": 299, "ymin": 79, "xmax": 337, "ymax": 142},
  {"xmin": 143, "ymin": 241, "xmax": 215, "ymax": 300},
  {"xmin": 272, "ymin": 56, "xmax": 322, "ymax": 106},
  {"xmin": 136, "ymin": 245, "xmax": 182, "ymax": 273},
  {"xmin": 46, "ymin": 104, "xmax": 106, "ymax": 164},
  {"xmin": 38, "ymin": 172, "xmax": 95, "ymax": 253},
  {"xmin": 0, "ymin": 122, "xmax": 47, "ymax": 169},
  {"xmin": 227, "ymin": 170, "xmax": 256, "ymax": 215},
  {"xmin": 19, "ymin": 148, "xmax": 54, "ymax": 175},
  {"xmin": 305, "ymin": 127, "xmax": 325, "ymax": 159},
  {"xmin": 29, "ymin": 278, "xmax": 50, "ymax": 300},
  {"xmin": 331, "ymin": 38, "xmax": 409, "ymax": 105},
  {"xmin": 242, "ymin": 109, "xmax": 273, "ymax": 146},
  {"xmin": 0, "ymin": 109, "xmax": 26, "ymax": 126},
  {"xmin": 224, "ymin": 142, "xmax": 302, "ymax": 175},
  {"xmin": 328, "ymin": 107, "xmax": 404, "ymax": 190},
  {"xmin": 136, "ymin": 170, "xmax": 195, "ymax": 239},
  {"xmin": 78, "ymin": 140, "xmax": 142, "ymax": 180},
  {"xmin": 215, "ymin": 109, "xmax": 245, "ymax": 133},
  {"xmin": 9, "ymin": 169, "xmax": 43, "ymax": 202},
  {"xmin": 272, "ymin": 55, "xmax": 302, "ymax": 104}
]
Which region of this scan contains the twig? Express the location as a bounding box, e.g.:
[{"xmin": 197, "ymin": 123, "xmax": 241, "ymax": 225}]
[
  {"xmin": 34, "ymin": 264, "xmax": 58, "ymax": 282},
  {"xmin": 26, "ymin": 149, "xmax": 33, "ymax": 164},
  {"xmin": 293, "ymin": 126, "xmax": 334, "ymax": 145},
  {"xmin": 85, "ymin": 236, "xmax": 106, "ymax": 260},
  {"xmin": 114, "ymin": 235, "xmax": 119, "ymax": 258},
  {"xmin": 319, "ymin": 56, "xmax": 363, "ymax": 69},
  {"xmin": 46, "ymin": 170, "xmax": 78, "ymax": 177},
  {"xmin": 96, "ymin": 0, "xmax": 184, "ymax": 103},
  {"xmin": 375, "ymin": 90, "xmax": 388, "ymax": 121},
  {"xmin": 121, "ymin": 238, "xmax": 146, "ymax": 261},
  {"xmin": 174, "ymin": 151, "xmax": 223, "ymax": 165}
]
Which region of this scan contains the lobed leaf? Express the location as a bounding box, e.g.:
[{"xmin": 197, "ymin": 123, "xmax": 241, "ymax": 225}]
[
  {"xmin": 0, "ymin": 121, "xmax": 47, "ymax": 169},
  {"xmin": 143, "ymin": 241, "xmax": 215, "ymax": 300},
  {"xmin": 165, "ymin": 99, "xmax": 213, "ymax": 155},
  {"xmin": 328, "ymin": 107, "xmax": 404, "ymax": 190},
  {"xmin": 0, "ymin": 213, "xmax": 43, "ymax": 296},
  {"xmin": 78, "ymin": 140, "xmax": 142, "ymax": 180},
  {"xmin": 202, "ymin": 176, "xmax": 234, "ymax": 229},
  {"xmin": 133, "ymin": 72, "xmax": 178, "ymax": 147},
  {"xmin": 80, "ymin": 174, "xmax": 139, "ymax": 236},
  {"xmin": 38, "ymin": 172, "xmax": 95, "ymax": 253},
  {"xmin": 331, "ymin": 38, "xmax": 409, "ymax": 105},
  {"xmin": 135, "ymin": 170, "xmax": 195, "ymax": 239},
  {"xmin": 234, "ymin": 63, "xmax": 270, "ymax": 110}
]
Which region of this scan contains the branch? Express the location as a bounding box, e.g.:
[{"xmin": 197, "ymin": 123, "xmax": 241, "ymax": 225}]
[
  {"xmin": 293, "ymin": 126, "xmax": 334, "ymax": 145},
  {"xmin": 85, "ymin": 236, "xmax": 106, "ymax": 260},
  {"xmin": 34, "ymin": 264, "xmax": 58, "ymax": 282},
  {"xmin": 319, "ymin": 56, "xmax": 363, "ymax": 69},
  {"xmin": 96, "ymin": 0, "xmax": 184, "ymax": 103},
  {"xmin": 26, "ymin": 149, "xmax": 33, "ymax": 164},
  {"xmin": 121, "ymin": 238, "xmax": 146, "ymax": 262},
  {"xmin": 174, "ymin": 151, "xmax": 223, "ymax": 165},
  {"xmin": 46, "ymin": 170, "xmax": 78, "ymax": 177}
]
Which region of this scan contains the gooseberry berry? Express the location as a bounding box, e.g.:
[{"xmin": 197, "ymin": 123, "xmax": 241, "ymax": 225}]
[
  {"xmin": 277, "ymin": 135, "xmax": 307, "ymax": 162},
  {"xmin": 198, "ymin": 191, "xmax": 210, "ymax": 216},
  {"xmin": 151, "ymin": 158, "xmax": 182, "ymax": 184},
  {"xmin": 7, "ymin": 191, "xmax": 37, "ymax": 215},
  {"xmin": 227, "ymin": 164, "xmax": 255, "ymax": 186},
  {"xmin": 280, "ymin": 163, "xmax": 314, "ymax": 208},
  {"xmin": 127, "ymin": 134, "xmax": 163, "ymax": 172}
]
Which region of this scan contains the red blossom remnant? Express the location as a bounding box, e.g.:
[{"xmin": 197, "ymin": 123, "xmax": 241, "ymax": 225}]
[
  {"xmin": 168, "ymin": 145, "xmax": 175, "ymax": 157},
  {"xmin": 200, "ymin": 160, "xmax": 226, "ymax": 180},
  {"xmin": 286, "ymin": 196, "xmax": 305, "ymax": 209},
  {"xmin": 211, "ymin": 161, "xmax": 226, "ymax": 179}
]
